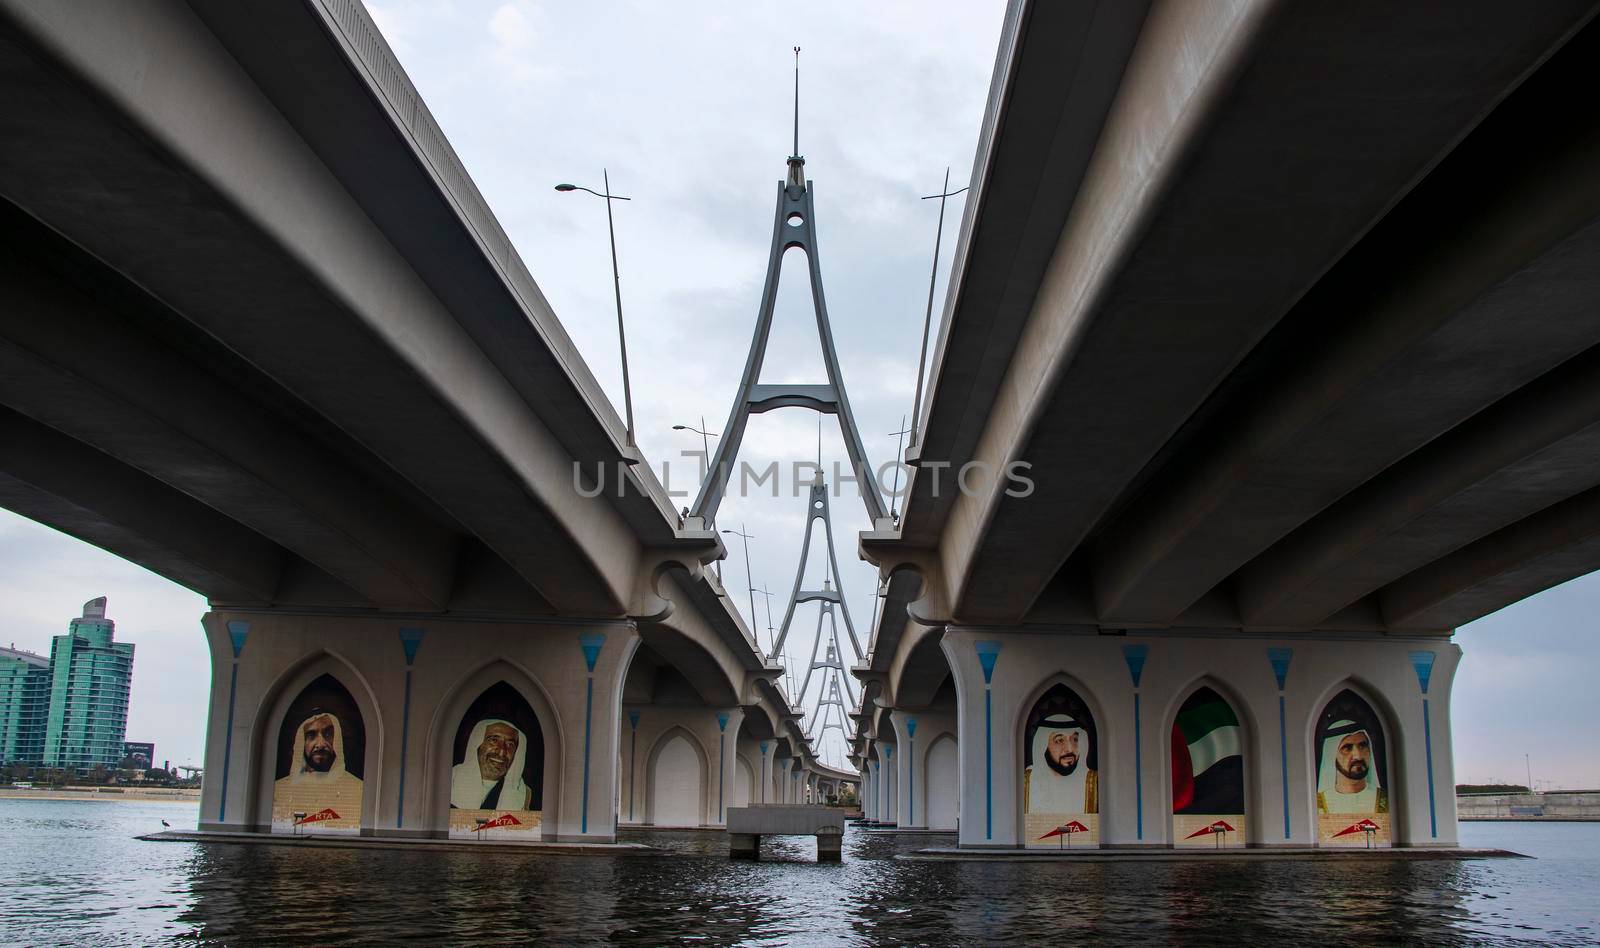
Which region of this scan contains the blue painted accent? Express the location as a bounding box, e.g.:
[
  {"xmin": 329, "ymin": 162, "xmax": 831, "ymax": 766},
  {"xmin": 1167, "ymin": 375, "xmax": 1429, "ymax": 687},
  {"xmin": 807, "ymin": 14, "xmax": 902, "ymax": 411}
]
[
  {"xmin": 759, "ymin": 741, "xmax": 768, "ymax": 755},
  {"xmin": 1278, "ymin": 694, "xmax": 1290, "ymax": 839},
  {"xmin": 580, "ymin": 677, "xmax": 594, "ymax": 833},
  {"xmin": 226, "ymin": 620, "xmax": 249, "ymax": 658},
  {"xmin": 1423, "ymin": 697, "xmax": 1437, "ymax": 837},
  {"xmin": 904, "ymin": 721, "xmax": 919, "ymax": 824},
  {"xmin": 628, "ymin": 709, "xmax": 641, "ymax": 729},
  {"xmin": 975, "ymin": 640, "xmax": 1001, "ymax": 683},
  {"xmin": 1267, "ymin": 647, "xmax": 1293, "ymax": 691},
  {"xmin": 580, "ymin": 632, "xmax": 606, "ymax": 672},
  {"xmin": 717, "ymin": 712, "xmax": 730, "ymax": 731},
  {"xmin": 1133, "ymin": 691, "xmax": 1143, "ymax": 840},
  {"xmin": 885, "ymin": 745, "xmax": 893, "ymax": 760},
  {"xmin": 1122, "ymin": 644, "xmax": 1148, "ymax": 688},
  {"xmin": 218, "ymin": 663, "xmax": 239, "ymax": 822},
  {"xmin": 398, "ymin": 627, "xmax": 425, "ymax": 666},
  {"xmin": 1409, "ymin": 650, "xmax": 1436, "ymax": 694},
  {"xmin": 397, "ymin": 668, "xmax": 413, "ymax": 828},
  {"xmin": 984, "ymin": 686, "xmax": 993, "ymax": 840}
]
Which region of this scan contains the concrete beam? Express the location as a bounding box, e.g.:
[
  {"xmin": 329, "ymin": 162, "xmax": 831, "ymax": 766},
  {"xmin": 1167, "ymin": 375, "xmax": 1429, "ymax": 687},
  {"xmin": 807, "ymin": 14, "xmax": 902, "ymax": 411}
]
[
  {"xmin": 0, "ymin": 408, "xmax": 285, "ymax": 602},
  {"xmin": 1381, "ymin": 484, "xmax": 1600, "ymax": 630},
  {"xmin": 0, "ymin": 0, "xmax": 641, "ymax": 614},
  {"xmin": 1095, "ymin": 16, "xmax": 1600, "ymax": 625},
  {"xmin": 1239, "ymin": 344, "xmax": 1600, "ymax": 628},
  {"xmin": 898, "ymin": 0, "xmax": 1151, "ymax": 550},
  {"xmin": 930, "ymin": 0, "xmax": 1597, "ymax": 625},
  {"xmin": 0, "ymin": 215, "xmax": 461, "ymax": 611}
]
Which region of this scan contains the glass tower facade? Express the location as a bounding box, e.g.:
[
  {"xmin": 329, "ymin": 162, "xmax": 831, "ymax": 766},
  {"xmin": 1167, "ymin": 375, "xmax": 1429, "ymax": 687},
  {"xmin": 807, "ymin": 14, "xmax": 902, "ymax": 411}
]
[
  {"xmin": 0, "ymin": 645, "xmax": 52, "ymax": 765},
  {"xmin": 41, "ymin": 598, "xmax": 135, "ymax": 771}
]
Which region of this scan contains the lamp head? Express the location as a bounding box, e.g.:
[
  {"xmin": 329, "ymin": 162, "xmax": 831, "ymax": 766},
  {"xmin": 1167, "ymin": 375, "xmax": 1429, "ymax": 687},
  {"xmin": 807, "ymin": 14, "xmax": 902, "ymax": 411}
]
[{"xmin": 554, "ymin": 183, "xmax": 577, "ymax": 192}]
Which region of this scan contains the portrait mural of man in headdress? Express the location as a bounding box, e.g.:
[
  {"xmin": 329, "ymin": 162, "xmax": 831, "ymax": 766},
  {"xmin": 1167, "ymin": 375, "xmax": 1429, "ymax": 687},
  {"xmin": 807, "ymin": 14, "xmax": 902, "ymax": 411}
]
[
  {"xmin": 448, "ymin": 681, "xmax": 545, "ymax": 839},
  {"xmin": 1314, "ymin": 689, "xmax": 1390, "ymax": 846},
  {"xmin": 271, "ymin": 674, "xmax": 365, "ymax": 834},
  {"xmin": 1023, "ymin": 683, "xmax": 1099, "ymax": 847}
]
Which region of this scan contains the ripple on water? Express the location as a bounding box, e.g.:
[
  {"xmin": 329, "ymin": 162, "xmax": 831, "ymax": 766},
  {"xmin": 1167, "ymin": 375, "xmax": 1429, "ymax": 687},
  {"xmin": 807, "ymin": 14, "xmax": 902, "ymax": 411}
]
[{"xmin": 1, "ymin": 800, "xmax": 1597, "ymax": 945}]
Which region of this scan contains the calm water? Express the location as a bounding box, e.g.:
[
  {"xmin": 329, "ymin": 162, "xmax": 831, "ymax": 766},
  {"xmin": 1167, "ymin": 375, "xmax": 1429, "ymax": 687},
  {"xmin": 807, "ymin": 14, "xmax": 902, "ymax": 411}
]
[{"xmin": 1, "ymin": 799, "xmax": 1596, "ymax": 946}]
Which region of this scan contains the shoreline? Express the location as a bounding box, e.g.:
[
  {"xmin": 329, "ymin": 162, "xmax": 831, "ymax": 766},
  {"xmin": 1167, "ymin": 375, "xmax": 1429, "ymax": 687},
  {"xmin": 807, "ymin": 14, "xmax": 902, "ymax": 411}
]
[{"xmin": 0, "ymin": 788, "xmax": 200, "ymax": 804}]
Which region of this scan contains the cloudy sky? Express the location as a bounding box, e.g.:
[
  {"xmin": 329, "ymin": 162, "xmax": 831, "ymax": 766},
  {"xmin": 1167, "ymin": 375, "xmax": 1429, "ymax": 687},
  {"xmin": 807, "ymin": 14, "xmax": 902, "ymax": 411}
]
[{"xmin": 3, "ymin": 0, "xmax": 1595, "ymax": 785}]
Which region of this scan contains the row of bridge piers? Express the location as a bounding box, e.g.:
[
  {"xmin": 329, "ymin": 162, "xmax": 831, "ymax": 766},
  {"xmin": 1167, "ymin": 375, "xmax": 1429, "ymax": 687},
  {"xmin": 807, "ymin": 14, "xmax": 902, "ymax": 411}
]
[
  {"xmin": 197, "ymin": 609, "xmax": 850, "ymax": 844},
  {"xmin": 852, "ymin": 627, "xmax": 1460, "ymax": 849}
]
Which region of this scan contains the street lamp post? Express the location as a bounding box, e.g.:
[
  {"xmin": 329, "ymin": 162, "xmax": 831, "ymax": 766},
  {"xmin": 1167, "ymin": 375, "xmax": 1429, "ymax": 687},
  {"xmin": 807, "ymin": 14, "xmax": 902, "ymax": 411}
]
[
  {"xmin": 722, "ymin": 524, "xmax": 757, "ymax": 640},
  {"xmin": 673, "ymin": 418, "xmax": 722, "ymax": 580},
  {"xmin": 754, "ymin": 584, "xmax": 778, "ymax": 658},
  {"xmin": 671, "ymin": 417, "xmax": 718, "ymax": 483},
  {"xmin": 556, "ymin": 172, "xmax": 635, "ymax": 447},
  {"xmin": 911, "ymin": 168, "xmax": 970, "ymax": 447}
]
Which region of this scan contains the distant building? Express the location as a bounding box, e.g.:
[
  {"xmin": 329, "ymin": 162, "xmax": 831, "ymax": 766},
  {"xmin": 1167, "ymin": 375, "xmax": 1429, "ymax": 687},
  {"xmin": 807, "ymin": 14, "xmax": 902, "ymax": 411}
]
[
  {"xmin": 0, "ymin": 644, "xmax": 52, "ymax": 765},
  {"xmin": 40, "ymin": 598, "xmax": 136, "ymax": 771}
]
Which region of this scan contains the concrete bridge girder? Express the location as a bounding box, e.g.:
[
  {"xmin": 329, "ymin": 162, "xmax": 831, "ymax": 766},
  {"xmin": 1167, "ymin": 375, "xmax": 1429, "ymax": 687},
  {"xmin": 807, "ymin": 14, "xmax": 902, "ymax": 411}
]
[
  {"xmin": 0, "ymin": 0, "xmax": 711, "ymax": 617},
  {"xmin": 887, "ymin": 0, "xmax": 1600, "ymax": 634}
]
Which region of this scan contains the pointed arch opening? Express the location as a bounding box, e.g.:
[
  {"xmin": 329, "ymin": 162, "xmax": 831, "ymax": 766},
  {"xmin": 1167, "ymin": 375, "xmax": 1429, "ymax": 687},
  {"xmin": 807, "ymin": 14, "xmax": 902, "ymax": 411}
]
[
  {"xmin": 924, "ymin": 733, "xmax": 959, "ymax": 831},
  {"xmin": 1020, "ymin": 680, "xmax": 1102, "ymax": 848},
  {"xmin": 1170, "ymin": 685, "xmax": 1248, "ymax": 848},
  {"xmin": 446, "ymin": 681, "xmax": 547, "ymax": 840},
  {"xmin": 426, "ymin": 660, "xmax": 562, "ymax": 842},
  {"xmin": 249, "ymin": 652, "xmax": 380, "ymax": 836},
  {"xmin": 1313, "ymin": 685, "xmax": 1394, "ymax": 848},
  {"xmin": 646, "ymin": 725, "xmax": 709, "ymax": 827},
  {"xmin": 266, "ymin": 671, "xmax": 368, "ymax": 836}
]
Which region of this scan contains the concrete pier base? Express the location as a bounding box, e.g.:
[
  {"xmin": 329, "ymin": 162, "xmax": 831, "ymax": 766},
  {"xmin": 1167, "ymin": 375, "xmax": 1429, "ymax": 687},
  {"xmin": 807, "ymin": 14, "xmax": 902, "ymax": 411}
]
[{"xmin": 726, "ymin": 805, "xmax": 846, "ymax": 862}]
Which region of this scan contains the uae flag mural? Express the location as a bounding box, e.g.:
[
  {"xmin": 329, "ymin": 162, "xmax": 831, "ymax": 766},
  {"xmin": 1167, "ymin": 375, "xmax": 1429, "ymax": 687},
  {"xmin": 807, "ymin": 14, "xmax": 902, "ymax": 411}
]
[{"xmin": 1171, "ymin": 687, "xmax": 1246, "ymax": 847}]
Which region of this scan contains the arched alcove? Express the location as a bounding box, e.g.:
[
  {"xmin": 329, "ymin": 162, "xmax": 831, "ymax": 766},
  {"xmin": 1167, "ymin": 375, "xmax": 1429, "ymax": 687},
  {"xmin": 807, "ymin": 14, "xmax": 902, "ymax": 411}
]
[
  {"xmin": 1309, "ymin": 682, "xmax": 1397, "ymax": 848},
  {"xmin": 1168, "ymin": 683, "xmax": 1249, "ymax": 848},
  {"xmin": 647, "ymin": 726, "xmax": 708, "ymax": 827},
  {"xmin": 1015, "ymin": 676, "xmax": 1107, "ymax": 849},
  {"xmin": 249, "ymin": 652, "xmax": 381, "ymax": 836},
  {"xmin": 924, "ymin": 734, "xmax": 959, "ymax": 831},
  {"xmin": 425, "ymin": 660, "xmax": 562, "ymax": 841}
]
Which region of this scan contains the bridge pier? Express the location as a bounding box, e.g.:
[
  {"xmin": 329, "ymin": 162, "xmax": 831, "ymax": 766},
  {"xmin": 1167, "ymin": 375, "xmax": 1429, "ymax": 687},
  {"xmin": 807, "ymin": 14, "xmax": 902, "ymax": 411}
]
[
  {"xmin": 197, "ymin": 610, "xmax": 637, "ymax": 844},
  {"xmin": 889, "ymin": 707, "xmax": 958, "ymax": 830},
  {"xmin": 934, "ymin": 628, "xmax": 1458, "ymax": 850}
]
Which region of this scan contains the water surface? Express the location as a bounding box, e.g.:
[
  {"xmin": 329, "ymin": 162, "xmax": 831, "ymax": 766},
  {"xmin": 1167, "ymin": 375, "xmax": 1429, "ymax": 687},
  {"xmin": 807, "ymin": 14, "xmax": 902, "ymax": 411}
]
[{"xmin": 1, "ymin": 799, "xmax": 1594, "ymax": 945}]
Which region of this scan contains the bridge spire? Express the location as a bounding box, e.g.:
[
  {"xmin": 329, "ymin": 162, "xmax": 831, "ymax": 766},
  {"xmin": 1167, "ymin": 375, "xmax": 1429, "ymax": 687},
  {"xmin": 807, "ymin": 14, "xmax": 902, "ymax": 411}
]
[
  {"xmin": 684, "ymin": 57, "xmax": 888, "ymax": 532},
  {"xmin": 791, "ymin": 46, "xmax": 801, "ymax": 160}
]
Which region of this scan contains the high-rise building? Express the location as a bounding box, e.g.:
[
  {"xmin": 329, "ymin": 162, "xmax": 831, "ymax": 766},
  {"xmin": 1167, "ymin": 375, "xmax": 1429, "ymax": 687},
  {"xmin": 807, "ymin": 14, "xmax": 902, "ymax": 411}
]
[
  {"xmin": 0, "ymin": 644, "xmax": 52, "ymax": 766},
  {"xmin": 41, "ymin": 597, "xmax": 135, "ymax": 771}
]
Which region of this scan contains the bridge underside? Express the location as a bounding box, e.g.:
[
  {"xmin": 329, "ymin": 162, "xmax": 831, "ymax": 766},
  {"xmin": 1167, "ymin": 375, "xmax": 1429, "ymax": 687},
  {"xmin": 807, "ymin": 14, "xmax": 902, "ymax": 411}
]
[
  {"xmin": 856, "ymin": 0, "xmax": 1600, "ymax": 851},
  {"xmin": 884, "ymin": 0, "xmax": 1600, "ymax": 637},
  {"xmin": 0, "ymin": 0, "xmax": 848, "ymax": 844}
]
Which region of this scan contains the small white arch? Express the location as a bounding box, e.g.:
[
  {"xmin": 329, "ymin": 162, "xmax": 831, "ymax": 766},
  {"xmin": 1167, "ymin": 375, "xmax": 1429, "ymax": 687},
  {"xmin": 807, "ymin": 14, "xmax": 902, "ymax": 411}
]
[
  {"xmin": 734, "ymin": 754, "xmax": 755, "ymax": 808},
  {"xmin": 646, "ymin": 725, "xmax": 710, "ymax": 827},
  {"xmin": 924, "ymin": 733, "xmax": 959, "ymax": 831}
]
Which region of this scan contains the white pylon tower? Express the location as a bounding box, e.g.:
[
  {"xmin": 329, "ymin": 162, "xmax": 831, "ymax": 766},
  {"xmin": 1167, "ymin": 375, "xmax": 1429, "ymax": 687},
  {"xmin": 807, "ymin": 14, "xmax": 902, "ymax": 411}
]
[
  {"xmin": 810, "ymin": 651, "xmax": 850, "ymax": 747},
  {"xmin": 772, "ymin": 473, "xmax": 859, "ymax": 747},
  {"xmin": 683, "ymin": 48, "xmax": 889, "ymax": 534}
]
